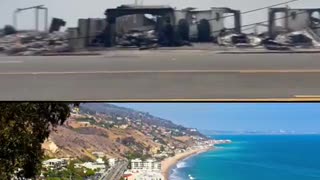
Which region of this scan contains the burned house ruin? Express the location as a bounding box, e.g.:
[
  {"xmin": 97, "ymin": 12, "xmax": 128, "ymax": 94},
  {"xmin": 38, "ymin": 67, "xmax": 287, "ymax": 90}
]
[
  {"xmin": 175, "ymin": 7, "xmax": 241, "ymax": 42},
  {"xmin": 103, "ymin": 5, "xmax": 242, "ymax": 47},
  {"xmin": 104, "ymin": 5, "xmax": 175, "ymax": 47},
  {"xmin": 65, "ymin": 5, "xmax": 242, "ymax": 48},
  {"xmin": 268, "ymin": 7, "xmax": 320, "ymax": 38}
]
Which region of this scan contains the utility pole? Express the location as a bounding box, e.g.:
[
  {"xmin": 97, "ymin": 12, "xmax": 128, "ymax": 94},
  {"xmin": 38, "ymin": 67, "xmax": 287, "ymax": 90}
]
[
  {"xmin": 285, "ymin": 4, "xmax": 290, "ymax": 34},
  {"xmin": 133, "ymin": 0, "xmax": 138, "ymax": 24}
]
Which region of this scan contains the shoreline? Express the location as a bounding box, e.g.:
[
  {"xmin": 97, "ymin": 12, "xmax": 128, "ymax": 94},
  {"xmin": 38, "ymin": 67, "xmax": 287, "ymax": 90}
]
[{"xmin": 161, "ymin": 147, "xmax": 213, "ymax": 180}]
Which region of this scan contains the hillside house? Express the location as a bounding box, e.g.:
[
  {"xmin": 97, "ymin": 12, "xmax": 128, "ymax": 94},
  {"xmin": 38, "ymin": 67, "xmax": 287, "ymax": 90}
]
[
  {"xmin": 42, "ymin": 159, "xmax": 67, "ymax": 170},
  {"xmin": 75, "ymin": 158, "xmax": 106, "ymax": 171},
  {"xmin": 120, "ymin": 124, "xmax": 129, "ymax": 129}
]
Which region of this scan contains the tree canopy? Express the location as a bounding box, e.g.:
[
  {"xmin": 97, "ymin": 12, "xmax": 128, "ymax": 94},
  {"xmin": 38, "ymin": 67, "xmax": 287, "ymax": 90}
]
[{"xmin": 0, "ymin": 103, "xmax": 72, "ymax": 179}]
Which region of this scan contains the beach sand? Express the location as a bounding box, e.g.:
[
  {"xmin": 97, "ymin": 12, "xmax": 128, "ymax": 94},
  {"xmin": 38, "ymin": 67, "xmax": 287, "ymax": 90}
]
[{"xmin": 161, "ymin": 147, "xmax": 213, "ymax": 180}]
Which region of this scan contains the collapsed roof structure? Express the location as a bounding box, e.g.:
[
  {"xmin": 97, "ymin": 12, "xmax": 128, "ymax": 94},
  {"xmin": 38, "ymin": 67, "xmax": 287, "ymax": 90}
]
[
  {"xmin": 103, "ymin": 5, "xmax": 242, "ymax": 47},
  {"xmin": 104, "ymin": 5, "xmax": 175, "ymax": 47}
]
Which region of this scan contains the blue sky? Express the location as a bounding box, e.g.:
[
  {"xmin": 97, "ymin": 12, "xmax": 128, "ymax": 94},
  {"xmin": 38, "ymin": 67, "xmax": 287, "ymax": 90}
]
[
  {"xmin": 1, "ymin": 0, "xmax": 319, "ymax": 29},
  {"xmin": 113, "ymin": 103, "xmax": 320, "ymax": 133}
]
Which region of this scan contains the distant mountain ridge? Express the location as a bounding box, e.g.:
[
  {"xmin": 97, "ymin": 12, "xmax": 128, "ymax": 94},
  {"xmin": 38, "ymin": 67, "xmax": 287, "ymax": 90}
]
[
  {"xmin": 80, "ymin": 103, "xmax": 206, "ymax": 138},
  {"xmin": 200, "ymin": 129, "xmax": 319, "ymax": 135}
]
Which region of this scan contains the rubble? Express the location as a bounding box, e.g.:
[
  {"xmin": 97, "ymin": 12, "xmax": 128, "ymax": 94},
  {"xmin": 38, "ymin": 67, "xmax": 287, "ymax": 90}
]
[
  {"xmin": 49, "ymin": 18, "xmax": 66, "ymax": 33},
  {"xmin": 275, "ymin": 30, "xmax": 320, "ymax": 48},
  {"xmin": 0, "ymin": 31, "xmax": 71, "ymax": 56},
  {"xmin": 216, "ymin": 27, "xmax": 320, "ymax": 50},
  {"xmin": 117, "ymin": 29, "xmax": 158, "ymax": 48},
  {"xmin": 117, "ymin": 28, "xmax": 192, "ymax": 49},
  {"xmin": 262, "ymin": 38, "xmax": 291, "ymax": 50},
  {"xmin": 217, "ymin": 31, "xmax": 262, "ymax": 48}
]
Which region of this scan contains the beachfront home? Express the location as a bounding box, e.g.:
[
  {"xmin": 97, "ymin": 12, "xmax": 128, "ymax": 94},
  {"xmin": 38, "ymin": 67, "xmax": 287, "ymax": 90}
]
[
  {"xmin": 153, "ymin": 152, "xmax": 168, "ymax": 159},
  {"xmin": 134, "ymin": 172, "xmax": 164, "ymax": 180},
  {"xmin": 131, "ymin": 159, "xmax": 143, "ymax": 171},
  {"xmin": 131, "ymin": 158, "xmax": 161, "ymax": 172},
  {"xmin": 174, "ymin": 149, "xmax": 186, "ymax": 154}
]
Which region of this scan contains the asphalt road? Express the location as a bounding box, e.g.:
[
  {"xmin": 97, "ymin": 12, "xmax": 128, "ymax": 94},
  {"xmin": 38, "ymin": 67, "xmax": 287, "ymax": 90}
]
[
  {"xmin": 100, "ymin": 161, "xmax": 128, "ymax": 180},
  {"xmin": 1, "ymin": 50, "xmax": 320, "ymax": 100}
]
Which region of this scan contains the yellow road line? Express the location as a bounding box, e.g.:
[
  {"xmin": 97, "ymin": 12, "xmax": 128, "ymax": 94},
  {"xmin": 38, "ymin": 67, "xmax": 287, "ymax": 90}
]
[
  {"xmin": 294, "ymin": 95, "xmax": 320, "ymax": 98},
  {"xmin": 1, "ymin": 69, "xmax": 320, "ymax": 75},
  {"xmin": 75, "ymin": 98, "xmax": 320, "ymax": 102},
  {"xmin": 240, "ymin": 69, "xmax": 320, "ymax": 73}
]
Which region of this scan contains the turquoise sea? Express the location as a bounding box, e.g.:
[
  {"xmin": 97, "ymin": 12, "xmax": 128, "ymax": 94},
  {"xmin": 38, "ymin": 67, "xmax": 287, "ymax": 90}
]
[{"xmin": 169, "ymin": 135, "xmax": 320, "ymax": 180}]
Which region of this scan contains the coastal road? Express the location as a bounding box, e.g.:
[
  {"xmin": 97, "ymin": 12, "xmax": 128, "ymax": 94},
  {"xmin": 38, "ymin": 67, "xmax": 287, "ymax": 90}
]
[
  {"xmin": 1, "ymin": 50, "xmax": 320, "ymax": 100},
  {"xmin": 99, "ymin": 160, "xmax": 128, "ymax": 180}
]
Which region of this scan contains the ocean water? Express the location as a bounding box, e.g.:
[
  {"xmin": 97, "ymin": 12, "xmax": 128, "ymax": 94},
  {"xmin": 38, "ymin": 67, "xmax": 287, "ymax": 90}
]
[{"xmin": 169, "ymin": 135, "xmax": 320, "ymax": 180}]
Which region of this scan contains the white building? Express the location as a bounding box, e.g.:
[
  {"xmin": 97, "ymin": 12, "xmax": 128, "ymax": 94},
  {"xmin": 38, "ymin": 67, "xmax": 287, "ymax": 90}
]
[
  {"xmin": 131, "ymin": 159, "xmax": 143, "ymax": 171},
  {"xmin": 119, "ymin": 124, "xmax": 129, "ymax": 129},
  {"xmin": 153, "ymin": 152, "xmax": 168, "ymax": 158},
  {"xmin": 77, "ymin": 158, "xmax": 106, "ymax": 171},
  {"xmin": 189, "ymin": 128, "xmax": 198, "ymax": 132},
  {"xmin": 131, "ymin": 159, "xmax": 161, "ymax": 172},
  {"xmin": 42, "ymin": 159, "xmax": 67, "ymax": 170},
  {"xmin": 108, "ymin": 158, "xmax": 117, "ymax": 167},
  {"xmin": 134, "ymin": 172, "xmax": 164, "ymax": 180},
  {"xmin": 116, "ymin": 117, "xmax": 123, "ymax": 120}
]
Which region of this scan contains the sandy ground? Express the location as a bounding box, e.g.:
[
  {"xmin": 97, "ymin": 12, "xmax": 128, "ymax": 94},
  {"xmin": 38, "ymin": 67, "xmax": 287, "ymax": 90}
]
[{"xmin": 161, "ymin": 147, "xmax": 213, "ymax": 180}]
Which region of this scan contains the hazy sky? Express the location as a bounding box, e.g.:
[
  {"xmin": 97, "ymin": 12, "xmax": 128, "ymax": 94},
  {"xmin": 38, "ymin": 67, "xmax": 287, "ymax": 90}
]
[
  {"xmin": 113, "ymin": 103, "xmax": 320, "ymax": 133},
  {"xmin": 0, "ymin": 0, "xmax": 319, "ymax": 30}
]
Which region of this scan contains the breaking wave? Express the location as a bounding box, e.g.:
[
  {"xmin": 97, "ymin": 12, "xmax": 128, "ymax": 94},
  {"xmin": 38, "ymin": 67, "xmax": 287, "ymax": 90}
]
[
  {"xmin": 176, "ymin": 161, "xmax": 188, "ymax": 169},
  {"xmin": 169, "ymin": 168, "xmax": 184, "ymax": 180}
]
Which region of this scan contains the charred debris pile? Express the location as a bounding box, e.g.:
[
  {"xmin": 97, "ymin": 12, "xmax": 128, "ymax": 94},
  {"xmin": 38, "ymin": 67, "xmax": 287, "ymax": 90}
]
[
  {"xmin": 1, "ymin": 6, "xmax": 320, "ymax": 55},
  {"xmin": 0, "ymin": 18, "xmax": 69, "ymax": 56}
]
